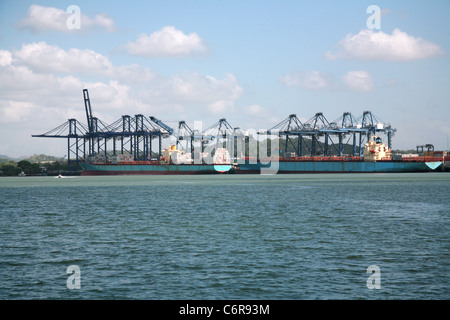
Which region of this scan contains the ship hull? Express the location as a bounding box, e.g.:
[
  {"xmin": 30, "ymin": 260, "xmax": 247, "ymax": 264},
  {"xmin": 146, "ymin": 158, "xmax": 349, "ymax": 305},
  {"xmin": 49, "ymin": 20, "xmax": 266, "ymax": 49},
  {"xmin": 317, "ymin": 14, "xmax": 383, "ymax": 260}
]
[
  {"xmin": 81, "ymin": 159, "xmax": 443, "ymax": 175},
  {"xmin": 237, "ymin": 160, "xmax": 437, "ymax": 174},
  {"xmin": 80, "ymin": 162, "xmax": 222, "ymax": 175}
]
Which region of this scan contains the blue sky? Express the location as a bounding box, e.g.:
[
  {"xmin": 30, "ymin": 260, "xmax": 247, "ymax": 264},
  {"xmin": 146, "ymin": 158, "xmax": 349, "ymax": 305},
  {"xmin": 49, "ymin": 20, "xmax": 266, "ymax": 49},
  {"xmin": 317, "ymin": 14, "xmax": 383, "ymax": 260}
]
[{"xmin": 0, "ymin": 0, "xmax": 449, "ymax": 157}]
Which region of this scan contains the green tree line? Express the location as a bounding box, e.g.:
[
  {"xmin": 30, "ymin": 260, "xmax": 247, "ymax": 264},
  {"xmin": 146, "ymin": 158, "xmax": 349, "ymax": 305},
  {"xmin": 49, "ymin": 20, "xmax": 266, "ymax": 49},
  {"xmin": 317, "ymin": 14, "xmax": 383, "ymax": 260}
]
[{"xmin": 0, "ymin": 160, "xmax": 70, "ymax": 176}]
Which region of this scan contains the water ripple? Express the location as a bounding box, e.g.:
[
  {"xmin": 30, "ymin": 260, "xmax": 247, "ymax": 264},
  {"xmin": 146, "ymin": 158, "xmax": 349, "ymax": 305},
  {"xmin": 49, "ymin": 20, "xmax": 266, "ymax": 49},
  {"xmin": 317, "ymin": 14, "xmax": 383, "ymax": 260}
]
[{"xmin": 0, "ymin": 173, "xmax": 448, "ymax": 299}]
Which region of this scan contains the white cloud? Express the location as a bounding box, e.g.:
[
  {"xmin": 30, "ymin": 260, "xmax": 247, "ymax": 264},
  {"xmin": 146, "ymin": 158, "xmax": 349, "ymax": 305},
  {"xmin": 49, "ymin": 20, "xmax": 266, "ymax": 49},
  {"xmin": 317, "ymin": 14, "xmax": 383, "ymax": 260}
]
[
  {"xmin": 1, "ymin": 100, "xmax": 37, "ymax": 123},
  {"xmin": 84, "ymin": 13, "xmax": 115, "ymax": 32},
  {"xmin": 325, "ymin": 28, "xmax": 445, "ymax": 61},
  {"xmin": 0, "ymin": 44, "xmax": 242, "ymax": 126},
  {"xmin": 0, "ymin": 41, "xmax": 242, "ymax": 156},
  {"xmin": 0, "ymin": 50, "xmax": 13, "ymax": 66},
  {"xmin": 342, "ymin": 71, "xmax": 374, "ymax": 92},
  {"xmin": 152, "ymin": 72, "xmax": 242, "ymax": 104},
  {"xmin": 135, "ymin": 72, "xmax": 243, "ymax": 117},
  {"xmin": 281, "ymin": 70, "xmax": 374, "ymax": 92},
  {"xmin": 125, "ymin": 26, "xmax": 207, "ymax": 58},
  {"xmin": 12, "ymin": 42, "xmax": 155, "ymax": 83},
  {"xmin": 0, "ymin": 62, "xmax": 135, "ymax": 125},
  {"xmin": 17, "ymin": 4, "xmax": 115, "ymax": 33},
  {"xmin": 14, "ymin": 42, "xmax": 112, "ymax": 74},
  {"xmin": 208, "ymin": 100, "xmax": 233, "ymax": 115},
  {"xmin": 242, "ymin": 104, "xmax": 281, "ymax": 131},
  {"xmin": 279, "ymin": 71, "xmax": 337, "ymax": 90},
  {"xmin": 244, "ymin": 104, "xmax": 266, "ymax": 116}
]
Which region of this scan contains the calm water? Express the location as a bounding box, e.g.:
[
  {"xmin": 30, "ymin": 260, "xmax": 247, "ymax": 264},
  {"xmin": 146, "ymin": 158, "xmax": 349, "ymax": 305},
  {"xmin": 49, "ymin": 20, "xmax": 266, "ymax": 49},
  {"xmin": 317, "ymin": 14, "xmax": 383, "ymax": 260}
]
[{"xmin": 0, "ymin": 173, "xmax": 448, "ymax": 300}]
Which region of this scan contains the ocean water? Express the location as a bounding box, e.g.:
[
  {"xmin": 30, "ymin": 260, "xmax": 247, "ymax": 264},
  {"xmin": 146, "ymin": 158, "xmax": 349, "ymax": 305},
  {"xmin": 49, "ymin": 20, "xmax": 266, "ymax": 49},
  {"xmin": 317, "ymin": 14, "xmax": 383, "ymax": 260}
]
[{"xmin": 0, "ymin": 173, "xmax": 448, "ymax": 300}]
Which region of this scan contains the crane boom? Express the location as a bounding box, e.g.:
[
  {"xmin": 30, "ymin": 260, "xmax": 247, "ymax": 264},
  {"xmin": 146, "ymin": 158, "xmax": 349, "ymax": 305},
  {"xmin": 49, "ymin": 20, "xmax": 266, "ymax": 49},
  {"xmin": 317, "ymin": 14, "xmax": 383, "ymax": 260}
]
[
  {"xmin": 83, "ymin": 89, "xmax": 94, "ymax": 133},
  {"xmin": 149, "ymin": 116, "xmax": 174, "ymax": 135}
]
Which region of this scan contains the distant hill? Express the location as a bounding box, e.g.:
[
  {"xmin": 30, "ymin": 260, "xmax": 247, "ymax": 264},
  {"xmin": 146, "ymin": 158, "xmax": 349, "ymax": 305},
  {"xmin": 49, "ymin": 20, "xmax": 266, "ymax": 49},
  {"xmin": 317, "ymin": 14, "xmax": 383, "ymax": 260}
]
[
  {"xmin": 21, "ymin": 154, "xmax": 65, "ymax": 163},
  {"xmin": 0, "ymin": 155, "xmax": 19, "ymax": 163},
  {"xmin": 0, "ymin": 154, "xmax": 65, "ymax": 163},
  {"xmin": 0, "ymin": 154, "xmax": 17, "ymax": 161}
]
